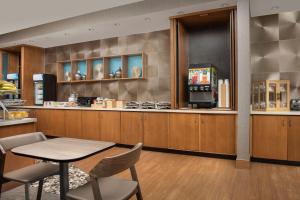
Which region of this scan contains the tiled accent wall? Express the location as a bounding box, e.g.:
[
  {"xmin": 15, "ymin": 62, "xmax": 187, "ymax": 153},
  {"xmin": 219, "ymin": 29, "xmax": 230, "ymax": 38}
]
[
  {"xmin": 251, "ymin": 11, "xmax": 300, "ymax": 98},
  {"xmin": 45, "ymin": 30, "xmax": 170, "ymax": 102}
]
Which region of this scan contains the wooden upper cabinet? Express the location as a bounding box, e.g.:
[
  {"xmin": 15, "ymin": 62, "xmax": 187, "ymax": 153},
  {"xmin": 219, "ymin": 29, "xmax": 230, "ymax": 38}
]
[
  {"xmin": 252, "ymin": 115, "xmax": 287, "ymax": 160},
  {"xmin": 99, "ymin": 111, "xmax": 121, "ymax": 143},
  {"xmin": 81, "ymin": 111, "xmax": 100, "ymax": 140},
  {"xmin": 65, "ymin": 110, "xmax": 82, "ymax": 139},
  {"xmin": 200, "ymin": 114, "xmax": 236, "ymax": 155},
  {"xmin": 36, "ymin": 109, "xmax": 65, "ymax": 137},
  {"xmin": 120, "ymin": 112, "xmax": 143, "ymax": 145},
  {"xmin": 169, "ymin": 113, "xmax": 199, "ymax": 151},
  {"xmin": 287, "ymin": 116, "xmax": 300, "ymax": 161},
  {"xmin": 144, "ymin": 112, "xmax": 169, "ymax": 148}
]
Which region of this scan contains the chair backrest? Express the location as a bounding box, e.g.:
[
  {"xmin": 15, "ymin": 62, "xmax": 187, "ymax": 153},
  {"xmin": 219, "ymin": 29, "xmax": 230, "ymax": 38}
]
[
  {"xmin": 90, "ymin": 143, "xmax": 143, "ymax": 178},
  {"xmin": 0, "ymin": 132, "xmax": 47, "ymax": 153}
]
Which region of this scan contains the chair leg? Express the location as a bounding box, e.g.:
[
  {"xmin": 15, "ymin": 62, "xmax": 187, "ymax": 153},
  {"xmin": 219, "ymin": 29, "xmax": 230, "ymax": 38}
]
[
  {"xmin": 36, "ymin": 179, "xmax": 44, "ymax": 200},
  {"xmin": 130, "ymin": 166, "xmax": 143, "ymax": 200},
  {"xmin": 25, "ymin": 183, "xmax": 30, "ymax": 200},
  {"xmin": 136, "ymin": 185, "xmax": 143, "ymax": 200},
  {"xmin": 0, "ymin": 182, "xmax": 2, "ymax": 199}
]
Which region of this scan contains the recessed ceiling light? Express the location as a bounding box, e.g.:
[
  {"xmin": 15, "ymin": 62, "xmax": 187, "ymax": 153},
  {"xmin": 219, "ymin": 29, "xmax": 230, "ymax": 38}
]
[
  {"xmin": 114, "ymin": 23, "xmax": 120, "ymax": 27},
  {"xmin": 271, "ymin": 6, "xmax": 280, "ymax": 10},
  {"xmin": 144, "ymin": 17, "xmax": 151, "ymax": 22},
  {"xmin": 222, "ymin": 3, "xmax": 229, "ymax": 7}
]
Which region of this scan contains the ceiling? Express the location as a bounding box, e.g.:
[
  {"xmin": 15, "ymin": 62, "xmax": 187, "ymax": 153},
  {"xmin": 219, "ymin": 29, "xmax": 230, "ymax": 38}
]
[
  {"xmin": 250, "ymin": 0, "xmax": 300, "ymax": 17},
  {"xmin": 0, "ymin": 0, "xmax": 143, "ymax": 35},
  {"xmin": 1, "ymin": 0, "xmax": 300, "ymax": 48},
  {"xmin": 0, "ymin": 0, "xmax": 237, "ymax": 48}
]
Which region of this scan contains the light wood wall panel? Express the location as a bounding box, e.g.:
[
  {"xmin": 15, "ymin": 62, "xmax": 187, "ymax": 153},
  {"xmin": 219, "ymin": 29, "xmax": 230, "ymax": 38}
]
[{"xmin": 21, "ymin": 46, "xmax": 44, "ymax": 105}]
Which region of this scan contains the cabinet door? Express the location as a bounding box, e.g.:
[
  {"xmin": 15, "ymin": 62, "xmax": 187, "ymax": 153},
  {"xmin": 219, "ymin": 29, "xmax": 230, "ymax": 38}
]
[
  {"xmin": 169, "ymin": 113, "xmax": 199, "ymax": 151},
  {"xmin": 121, "ymin": 112, "xmax": 143, "ymax": 145},
  {"xmin": 252, "ymin": 115, "xmax": 287, "ymax": 160},
  {"xmin": 99, "ymin": 111, "xmax": 121, "ymax": 143},
  {"xmin": 144, "ymin": 112, "xmax": 169, "ymax": 148},
  {"xmin": 36, "ymin": 109, "xmax": 65, "ymax": 137},
  {"xmin": 288, "ymin": 116, "xmax": 300, "ymax": 161},
  {"xmin": 65, "ymin": 110, "xmax": 82, "ymax": 138},
  {"xmin": 36, "ymin": 109, "xmax": 50, "ymax": 133},
  {"xmin": 200, "ymin": 115, "xmax": 236, "ymax": 155},
  {"xmin": 82, "ymin": 111, "xmax": 99, "ymax": 140}
]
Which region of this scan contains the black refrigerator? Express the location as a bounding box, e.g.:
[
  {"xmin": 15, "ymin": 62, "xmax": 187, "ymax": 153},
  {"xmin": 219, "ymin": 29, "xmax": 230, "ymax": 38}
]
[{"xmin": 33, "ymin": 74, "xmax": 57, "ymax": 105}]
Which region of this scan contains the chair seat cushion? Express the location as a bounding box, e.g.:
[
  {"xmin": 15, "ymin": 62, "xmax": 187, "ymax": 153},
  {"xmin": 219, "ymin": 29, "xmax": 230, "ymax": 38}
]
[
  {"xmin": 4, "ymin": 162, "xmax": 59, "ymax": 183},
  {"xmin": 66, "ymin": 177, "xmax": 138, "ymax": 200}
]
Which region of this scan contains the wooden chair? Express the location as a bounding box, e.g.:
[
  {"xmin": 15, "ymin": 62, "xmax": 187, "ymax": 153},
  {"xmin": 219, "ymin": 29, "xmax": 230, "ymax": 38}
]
[
  {"xmin": 67, "ymin": 143, "xmax": 143, "ymax": 200},
  {"xmin": 0, "ymin": 132, "xmax": 59, "ymax": 200}
]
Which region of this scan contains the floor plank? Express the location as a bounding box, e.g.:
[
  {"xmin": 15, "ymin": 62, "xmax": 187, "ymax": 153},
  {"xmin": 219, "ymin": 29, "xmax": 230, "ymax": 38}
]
[{"xmin": 74, "ymin": 147, "xmax": 300, "ymax": 200}]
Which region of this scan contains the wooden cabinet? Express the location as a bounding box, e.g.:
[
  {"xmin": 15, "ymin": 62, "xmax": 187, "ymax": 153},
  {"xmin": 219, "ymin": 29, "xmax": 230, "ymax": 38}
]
[
  {"xmin": 35, "ymin": 109, "xmax": 49, "ymax": 133},
  {"xmin": 120, "ymin": 112, "xmax": 143, "ymax": 145},
  {"xmin": 252, "ymin": 115, "xmax": 287, "ymax": 160},
  {"xmin": 99, "ymin": 111, "xmax": 121, "ymax": 143},
  {"xmin": 65, "ymin": 110, "xmax": 82, "ymax": 138},
  {"xmin": 82, "ymin": 111, "xmax": 99, "ymax": 140},
  {"xmin": 144, "ymin": 113, "xmax": 169, "ymax": 148},
  {"xmin": 36, "ymin": 109, "xmax": 65, "ymax": 137},
  {"xmin": 200, "ymin": 115, "xmax": 236, "ymax": 155},
  {"xmin": 287, "ymin": 116, "xmax": 300, "ymax": 161},
  {"xmin": 169, "ymin": 113, "xmax": 199, "ymax": 151}
]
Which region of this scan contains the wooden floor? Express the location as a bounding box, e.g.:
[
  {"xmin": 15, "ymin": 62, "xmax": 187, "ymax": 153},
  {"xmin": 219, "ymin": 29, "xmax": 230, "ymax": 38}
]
[{"xmin": 74, "ymin": 147, "xmax": 300, "ymax": 200}]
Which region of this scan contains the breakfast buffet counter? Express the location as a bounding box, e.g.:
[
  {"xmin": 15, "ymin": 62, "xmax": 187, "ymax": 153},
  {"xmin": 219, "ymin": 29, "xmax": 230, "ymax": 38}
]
[
  {"xmin": 13, "ymin": 105, "xmax": 237, "ymax": 115},
  {"xmin": 11, "ymin": 105, "xmax": 237, "ymax": 157}
]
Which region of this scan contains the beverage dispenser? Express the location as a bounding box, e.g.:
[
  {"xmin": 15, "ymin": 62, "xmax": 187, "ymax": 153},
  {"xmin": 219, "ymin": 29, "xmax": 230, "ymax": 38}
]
[{"xmin": 188, "ymin": 64, "xmax": 218, "ymax": 108}]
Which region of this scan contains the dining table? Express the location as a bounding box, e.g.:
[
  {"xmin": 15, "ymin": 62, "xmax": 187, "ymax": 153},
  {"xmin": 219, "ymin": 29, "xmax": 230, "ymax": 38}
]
[{"xmin": 11, "ymin": 137, "xmax": 115, "ymax": 200}]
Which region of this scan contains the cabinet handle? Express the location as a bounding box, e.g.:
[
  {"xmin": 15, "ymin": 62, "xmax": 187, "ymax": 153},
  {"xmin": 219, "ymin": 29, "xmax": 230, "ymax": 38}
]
[
  {"xmin": 282, "ymin": 120, "xmax": 285, "ymax": 127},
  {"xmin": 289, "ymin": 120, "xmax": 292, "ymax": 128}
]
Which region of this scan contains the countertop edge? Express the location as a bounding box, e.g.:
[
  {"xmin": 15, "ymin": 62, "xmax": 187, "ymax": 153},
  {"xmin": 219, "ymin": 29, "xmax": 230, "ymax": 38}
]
[
  {"xmin": 251, "ymin": 111, "xmax": 300, "ymax": 116},
  {"xmin": 0, "ymin": 118, "xmax": 37, "ymax": 127},
  {"xmin": 11, "ymin": 106, "xmax": 238, "ymax": 114}
]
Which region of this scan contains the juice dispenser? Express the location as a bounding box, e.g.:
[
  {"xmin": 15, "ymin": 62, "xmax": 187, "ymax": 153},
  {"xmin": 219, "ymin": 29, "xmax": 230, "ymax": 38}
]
[{"xmin": 188, "ymin": 64, "xmax": 218, "ymax": 108}]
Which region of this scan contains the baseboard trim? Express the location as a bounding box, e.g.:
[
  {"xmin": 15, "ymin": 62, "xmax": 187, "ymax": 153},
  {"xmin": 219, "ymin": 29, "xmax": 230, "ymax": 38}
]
[
  {"xmin": 116, "ymin": 144, "xmax": 237, "ymax": 160},
  {"xmin": 251, "ymin": 157, "xmax": 300, "ymax": 166},
  {"xmin": 236, "ymin": 159, "xmax": 250, "ymax": 169}
]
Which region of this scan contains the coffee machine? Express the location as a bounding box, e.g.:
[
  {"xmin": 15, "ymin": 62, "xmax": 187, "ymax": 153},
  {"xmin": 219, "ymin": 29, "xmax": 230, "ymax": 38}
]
[{"xmin": 188, "ymin": 64, "xmax": 218, "ymax": 108}]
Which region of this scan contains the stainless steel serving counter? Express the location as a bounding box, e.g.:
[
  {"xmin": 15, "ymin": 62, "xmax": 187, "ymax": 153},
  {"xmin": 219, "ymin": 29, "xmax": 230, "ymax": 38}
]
[{"xmin": 0, "ymin": 118, "xmax": 37, "ymax": 127}]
